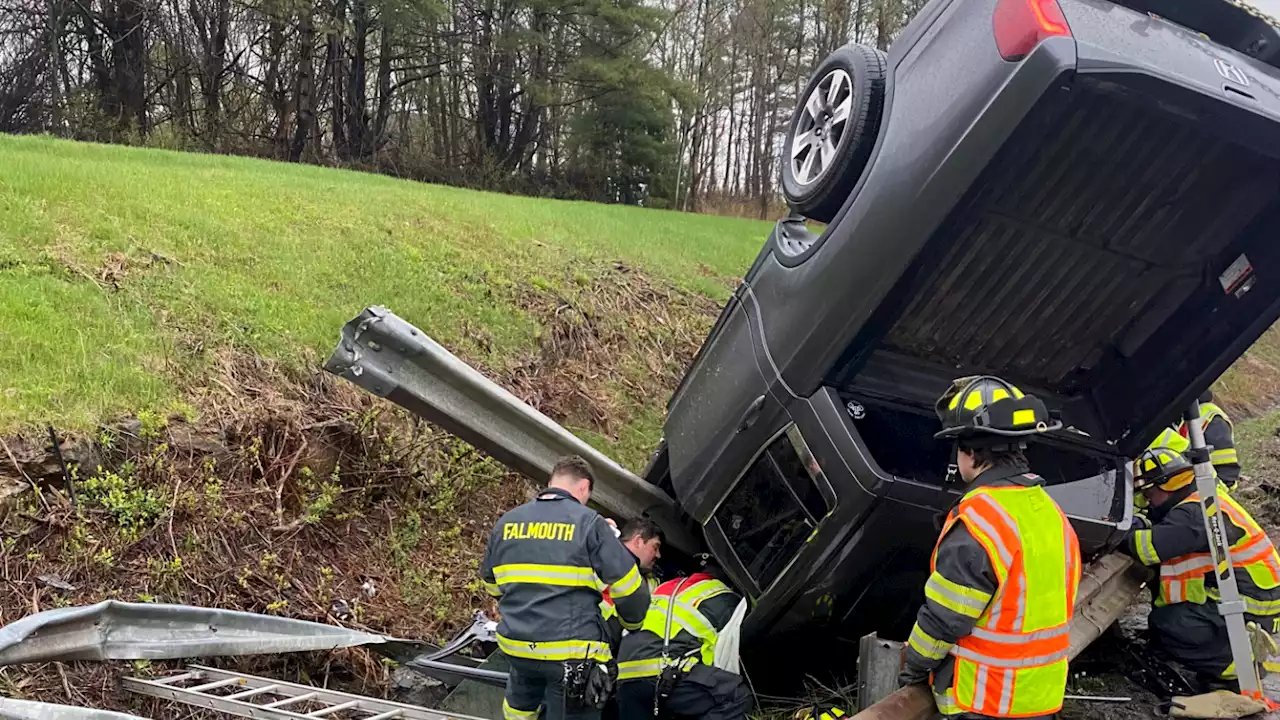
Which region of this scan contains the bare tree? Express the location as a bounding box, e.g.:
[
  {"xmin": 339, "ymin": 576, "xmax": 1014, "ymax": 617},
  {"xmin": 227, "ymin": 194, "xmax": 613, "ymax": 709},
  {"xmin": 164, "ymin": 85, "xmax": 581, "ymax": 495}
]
[{"xmin": 0, "ymin": 0, "xmax": 917, "ymax": 211}]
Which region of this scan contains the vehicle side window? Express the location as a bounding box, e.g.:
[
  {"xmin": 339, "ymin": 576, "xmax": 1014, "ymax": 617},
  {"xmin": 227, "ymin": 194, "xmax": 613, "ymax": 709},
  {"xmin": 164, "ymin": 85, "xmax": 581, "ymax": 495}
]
[{"xmin": 716, "ymin": 428, "xmax": 832, "ymax": 590}]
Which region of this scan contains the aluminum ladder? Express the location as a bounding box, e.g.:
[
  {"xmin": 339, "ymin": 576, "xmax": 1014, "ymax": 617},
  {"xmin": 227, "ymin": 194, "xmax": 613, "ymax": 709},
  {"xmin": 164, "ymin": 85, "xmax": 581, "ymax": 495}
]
[{"xmin": 123, "ymin": 664, "xmax": 487, "ymax": 720}]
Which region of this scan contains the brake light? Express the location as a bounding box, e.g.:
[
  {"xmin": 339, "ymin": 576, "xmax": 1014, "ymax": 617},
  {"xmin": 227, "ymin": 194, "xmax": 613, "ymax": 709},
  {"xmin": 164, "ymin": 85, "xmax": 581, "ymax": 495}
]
[{"xmin": 993, "ymin": 0, "xmax": 1071, "ymax": 61}]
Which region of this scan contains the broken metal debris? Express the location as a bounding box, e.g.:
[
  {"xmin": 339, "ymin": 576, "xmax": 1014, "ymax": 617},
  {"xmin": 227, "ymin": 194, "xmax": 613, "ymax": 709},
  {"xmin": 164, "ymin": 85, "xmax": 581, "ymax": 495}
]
[
  {"xmin": 418, "ymin": 612, "xmax": 496, "ymax": 664},
  {"xmin": 391, "ymin": 666, "xmax": 449, "ymax": 708},
  {"xmin": 394, "ymin": 612, "xmax": 506, "ymax": 688},
  {"xmin": 35, "ymin": 575, "xmax": 76, "ymax": 593},
  {"xmin": 856, "ymin": 634, "xmax": 903, "ymax": 711},
  {"xmin": 406, "ymin": 660, "xmax": 508, "ymax": 687}
]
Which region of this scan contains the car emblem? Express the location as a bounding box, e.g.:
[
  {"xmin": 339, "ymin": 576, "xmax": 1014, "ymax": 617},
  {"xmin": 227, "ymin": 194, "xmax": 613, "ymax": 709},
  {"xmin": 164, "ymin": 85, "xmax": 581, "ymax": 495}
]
[{"xmin": 1215, "ymin": 57, "xmax": 1250, "ymax": 87}]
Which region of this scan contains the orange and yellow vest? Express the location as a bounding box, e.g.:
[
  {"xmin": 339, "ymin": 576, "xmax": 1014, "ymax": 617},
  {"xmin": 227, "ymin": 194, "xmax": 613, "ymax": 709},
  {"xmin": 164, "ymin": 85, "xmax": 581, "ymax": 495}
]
[
  {"xmin": 600, "ymin": 574, "xmax": 659, "ymax": 629},
  {"xmin": 932, "ymin": 485, "xmax": 1081, "ymax": 718},
  {"xmin": 1155, "ymin": 492, "xmax": 1280, "ymax": 613},
  {"xmin": 615, "ymin": 574, "xmax": 735, "ymax": 680}
]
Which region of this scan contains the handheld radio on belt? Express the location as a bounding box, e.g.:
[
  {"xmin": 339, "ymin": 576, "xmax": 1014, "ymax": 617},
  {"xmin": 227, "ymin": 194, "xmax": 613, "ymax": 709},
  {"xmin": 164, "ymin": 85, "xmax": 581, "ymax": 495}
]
[{"xmin": 654, "ymin": 575, "xmax": 693, "ymax": 717}]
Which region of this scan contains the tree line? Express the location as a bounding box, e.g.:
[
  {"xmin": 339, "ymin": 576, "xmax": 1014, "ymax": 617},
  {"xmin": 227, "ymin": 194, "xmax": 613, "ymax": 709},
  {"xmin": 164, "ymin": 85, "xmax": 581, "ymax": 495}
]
[{"xmin": 0, "ymin": 0, "xmax": 923, "ymax": 213}]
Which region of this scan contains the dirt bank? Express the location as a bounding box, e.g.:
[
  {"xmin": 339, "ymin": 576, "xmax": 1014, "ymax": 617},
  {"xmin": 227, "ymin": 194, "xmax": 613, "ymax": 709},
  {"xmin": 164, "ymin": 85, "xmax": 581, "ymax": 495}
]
[{"xmin": 0, "ymin": 263, "xmax": 721, "ymax": 716}]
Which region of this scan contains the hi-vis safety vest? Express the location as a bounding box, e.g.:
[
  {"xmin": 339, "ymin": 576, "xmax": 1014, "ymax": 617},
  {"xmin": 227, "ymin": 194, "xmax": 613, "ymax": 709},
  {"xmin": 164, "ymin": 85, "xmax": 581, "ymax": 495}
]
[
  {"xmin": 1152, "ymin": 403, "xmax": 1238, "ymax": 470},
  {"xmin": 1154, "ymin": 493, "xmax": 1280, "ymax": 614},
  {"xmin": 616, "ymin": 575, "xmax": 735, "ymax": 680},
  {"xmin": 932, "ymin": 486, "xmax": 1081, "ymax": 718},
  {"xmin": 601, "ymin": 575, "xmax": 660, "ymax": 629}
]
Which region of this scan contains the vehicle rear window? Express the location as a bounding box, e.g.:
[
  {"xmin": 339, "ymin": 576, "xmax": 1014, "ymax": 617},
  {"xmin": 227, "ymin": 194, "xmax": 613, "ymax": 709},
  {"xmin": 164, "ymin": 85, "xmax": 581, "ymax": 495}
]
[{"xmin": 715, "ymin": 429, "xmax": 831, "ymax": 590}]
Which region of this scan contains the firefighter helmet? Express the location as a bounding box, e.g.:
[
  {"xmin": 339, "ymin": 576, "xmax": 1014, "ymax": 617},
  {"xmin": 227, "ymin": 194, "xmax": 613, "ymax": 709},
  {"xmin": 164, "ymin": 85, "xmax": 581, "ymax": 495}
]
[
  {"xmin": 793, "ymin": 706, "xmax": 847, "ymax": 720},
  {"xmin": 1133, "ymin": 445, "xmax": 1195, "ymax": 492},
  {"xmin": 934, "ymin": 375, "xmax": 1061, "ymax": 444}
]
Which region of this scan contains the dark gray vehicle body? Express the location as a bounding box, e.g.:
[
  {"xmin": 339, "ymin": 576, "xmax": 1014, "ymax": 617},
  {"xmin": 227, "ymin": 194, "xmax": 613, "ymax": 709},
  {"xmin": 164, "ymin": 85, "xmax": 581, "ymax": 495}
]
[{"xmin": 645, "ymin": 0, "xmax": 1280, "ymax": 668}]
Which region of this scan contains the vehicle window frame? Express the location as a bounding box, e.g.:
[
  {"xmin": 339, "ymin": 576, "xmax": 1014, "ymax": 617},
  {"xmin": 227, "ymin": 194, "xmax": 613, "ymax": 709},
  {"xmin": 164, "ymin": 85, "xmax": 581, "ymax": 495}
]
[{"xmin": 708, "ymin": 422, "xmax": 836, "ymax": 593}]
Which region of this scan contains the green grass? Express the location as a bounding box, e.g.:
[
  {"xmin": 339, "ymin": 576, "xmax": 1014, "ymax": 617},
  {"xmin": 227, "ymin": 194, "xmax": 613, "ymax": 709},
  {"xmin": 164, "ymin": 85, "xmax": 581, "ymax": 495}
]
[
  {"xmin": 1234, "ymin": 411, "xmax": 1278, "ymax": 474},
  {"xmin": 1224, "ymin": 409, "xmax": 1280, "ymax": 530},
  {"xmin": 0, "ymin": 134, "xmax": 769, "ymax": 449},
  {"xmin": 16, "ymin": 132, "xmax": 1280, "ymax": 474}
]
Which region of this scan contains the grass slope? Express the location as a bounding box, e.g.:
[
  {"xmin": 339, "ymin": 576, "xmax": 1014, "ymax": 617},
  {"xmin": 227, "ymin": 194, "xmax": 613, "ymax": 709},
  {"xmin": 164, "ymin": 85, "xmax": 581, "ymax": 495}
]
[
  {"xmin": 0, "ymin": 135, "xmax": 769, "ymax": 465},
  {"xmin": 9, "ymin": 133, "xmax": 1280, "ymax": 458}
]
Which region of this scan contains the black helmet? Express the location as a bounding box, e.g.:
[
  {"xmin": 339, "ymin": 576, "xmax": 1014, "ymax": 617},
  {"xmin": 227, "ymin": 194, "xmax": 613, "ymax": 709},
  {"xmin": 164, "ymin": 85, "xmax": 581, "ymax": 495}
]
[
  {"xmin": 934, "ymin": 375, "xmax": 1061, "ymax": 445},
  {"xmin": 1133, "ymin": 445, "xmax": 1195, "ymax": 492}
]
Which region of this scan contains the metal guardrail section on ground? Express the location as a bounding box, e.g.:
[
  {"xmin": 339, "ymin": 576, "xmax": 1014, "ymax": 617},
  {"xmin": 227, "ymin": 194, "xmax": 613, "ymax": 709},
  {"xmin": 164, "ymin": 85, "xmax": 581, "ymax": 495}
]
[
  {"xmin": 0, "ymin": 698, "xmax": 153, "ymax": 720},
  {"xmin": 0, "ymin": 601, "xmax": 389, "ymax": 666},
  {"xmin": 324, "ymin": 307, "xmax": 696, "ymax": 553},
  {"xmin": 124, "ymin": 665, "xmax": 487, "ymax": 720}
]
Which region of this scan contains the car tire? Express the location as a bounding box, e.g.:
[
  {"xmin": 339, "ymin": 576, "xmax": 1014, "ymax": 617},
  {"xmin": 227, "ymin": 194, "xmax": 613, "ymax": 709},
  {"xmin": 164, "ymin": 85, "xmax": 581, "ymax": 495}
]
[{"xmin": 780, "ymin": 43, "xmax": 887, "ymax": 226}]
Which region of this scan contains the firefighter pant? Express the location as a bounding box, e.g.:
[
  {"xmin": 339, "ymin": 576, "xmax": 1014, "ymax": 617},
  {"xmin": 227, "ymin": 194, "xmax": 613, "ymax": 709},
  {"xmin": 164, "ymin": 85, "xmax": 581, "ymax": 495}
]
[
  {"xmin": 1149, "ymin": 602, "xmax": 1235, "ymax": 680},
  {"xmin": 616, "ymin": 665, "xmax": 751, "ymax": 720},
  {"xmin": 504, "ymin": 656, "xmax": 600, "ymax": 720}
]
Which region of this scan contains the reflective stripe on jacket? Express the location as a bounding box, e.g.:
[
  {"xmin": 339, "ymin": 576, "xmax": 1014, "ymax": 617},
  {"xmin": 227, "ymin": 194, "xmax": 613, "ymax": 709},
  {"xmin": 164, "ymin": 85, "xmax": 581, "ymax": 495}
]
[
  {"xmin": 616, "ymin": 574, "xmax": 740, "ymax": 680},
  {"xmin": 1128, "ymin": 491, "xmax": 1280, "ymax": 615},
  {"xmin": 601, "ymin": 573, "xmax": 659, "ymax": 631},
  {"xmin": 1193, "ymin": 403, "xmax": 1240, "ymax": 472},
  {"xmin": 479, "ymin": 488, "xmax": 649, "ymax": 662},
  {"xmin": 928, "ymin": 481, "xmax": 1081, "ymax": 718}
]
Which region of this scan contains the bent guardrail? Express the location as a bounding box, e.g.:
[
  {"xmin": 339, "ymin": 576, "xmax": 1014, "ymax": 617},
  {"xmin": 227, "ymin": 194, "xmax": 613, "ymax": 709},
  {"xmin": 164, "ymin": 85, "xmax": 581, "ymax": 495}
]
[{"xmin": 324, "ymin": 306, "xmax": 698, "ymax": 553}]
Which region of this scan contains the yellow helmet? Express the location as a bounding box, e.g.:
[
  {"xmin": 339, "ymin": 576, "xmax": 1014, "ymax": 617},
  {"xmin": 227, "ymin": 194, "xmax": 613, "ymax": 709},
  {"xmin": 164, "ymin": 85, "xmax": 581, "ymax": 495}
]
[
  {"xmin": 794, "ymin": 706, "xmax": 847, "ymax": 720},
  {"xmin": 1134, "ymin": 445, "xmax": 1195, "ymax": 492}
]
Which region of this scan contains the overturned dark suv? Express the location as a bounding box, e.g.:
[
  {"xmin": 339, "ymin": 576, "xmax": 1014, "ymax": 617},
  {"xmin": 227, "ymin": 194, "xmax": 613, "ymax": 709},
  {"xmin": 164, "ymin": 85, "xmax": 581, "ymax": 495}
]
[{"xmin": 641, "ymin": 0, "xmax": 1280, "ymax": 671}]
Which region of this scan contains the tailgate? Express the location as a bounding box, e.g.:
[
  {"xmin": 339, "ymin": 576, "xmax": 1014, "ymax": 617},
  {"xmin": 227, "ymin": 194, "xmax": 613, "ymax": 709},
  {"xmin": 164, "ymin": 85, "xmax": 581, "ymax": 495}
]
[{"xmin": 1065, "ymin": 0, "xmax": 1280, "ymax": 125}]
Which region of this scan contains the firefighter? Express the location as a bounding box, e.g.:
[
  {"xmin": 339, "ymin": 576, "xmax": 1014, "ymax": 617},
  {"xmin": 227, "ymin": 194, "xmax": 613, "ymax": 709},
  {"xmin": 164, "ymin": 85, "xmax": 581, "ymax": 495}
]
[
  {"xmin": 601, "ymin": 518, "xmax": 665, "ymax": 654},
  {"xmin": 1121, "ymin": 445, "xmax": 1280, "ymax": 689},
  {"xmin": 614, "ymin": 557, "xmax": 753, "ymax": 720},
  {"xmin": 480, "ymin": 455, "xmax": 650, "ymax": 720},
  {"xmin": 899, "ymin": 375, "xmax": 1082, "ymax": 719},
  {"xmin": 600, "ymin": 519, "xmax": 665, "ymax": 720},
  {"xmin": 1150, "ymin": 390, "xmax": 1240, "ymax": 492}
]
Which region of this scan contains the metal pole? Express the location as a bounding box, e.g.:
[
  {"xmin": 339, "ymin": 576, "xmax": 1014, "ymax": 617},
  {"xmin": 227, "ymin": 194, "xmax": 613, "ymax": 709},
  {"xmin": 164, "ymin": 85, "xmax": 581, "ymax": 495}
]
[{"xmin": 1184, "ymin": 399, "xmax": 1260, "ymax": 694}]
